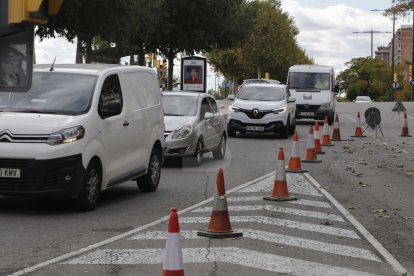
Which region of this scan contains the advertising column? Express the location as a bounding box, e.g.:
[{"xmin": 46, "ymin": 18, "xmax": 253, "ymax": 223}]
[{"xmin": 181, "ymin": 56, "xmax": 207, "ymax": 92}]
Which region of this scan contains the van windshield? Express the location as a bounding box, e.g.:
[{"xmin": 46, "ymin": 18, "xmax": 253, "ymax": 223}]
[
  {"xmin": 0, "ymin": 72, "xmax": 97, "ymax": 115},
  {"xmin": 288, "ymin": 72, "xmax": 330, "ymax": 90}
]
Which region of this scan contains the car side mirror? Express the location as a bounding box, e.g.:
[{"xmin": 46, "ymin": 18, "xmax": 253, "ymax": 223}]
[
  {"xmin": 288, "ymin": 97, "xmax": 296, "ymax": 103},
  {"xmin": 204, "ymin": 112, "xmax": 214, "ymax": 120},
  {"xmin": 227, "ymin": 95, "xmax": 235, "ymax": 101}
]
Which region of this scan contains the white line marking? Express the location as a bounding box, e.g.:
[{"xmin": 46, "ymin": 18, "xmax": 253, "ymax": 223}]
[
  {"xmin": 64, "ymin": 247, "xmax": 378, "ymax": 276},
  {"xmin": 180, "ymin": 216, "xmax": 360, "ymax": 239},
  {"xmin": 227, "ymin": 196, "xmax": 332, "ymax": 208},
  {"xmin": 240, "ymin": 174, "xmax": 322, "ymax": 196},
  {"xmin": 8, "ymin": 172, "xmax": 275, "ymax": 276},
  {"xmin": 304, "ymin": 173, "xmax": 411, "ymax": 276},
  {"xmin": 129, "ymin": 230, "xmax": 381, "ymax": 262},
  {"xmin": 192, "ymin": 205, "xmax": 344, "ymax": 222}
]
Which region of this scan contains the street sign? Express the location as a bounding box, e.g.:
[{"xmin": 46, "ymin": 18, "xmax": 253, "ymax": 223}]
[
  {"xmin": 392, "ymin": 82, "xmax": 399, "ymax": 89},
  {"xmin": 410, "ymin": 79, "xmax": 414, "ymax": 87}
]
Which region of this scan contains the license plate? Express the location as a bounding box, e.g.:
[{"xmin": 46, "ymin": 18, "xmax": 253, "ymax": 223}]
[
  {"xmin": 300, "ymin": 112, "xmax": 314, "ymax": 116},
  {"xmin": 246, "ymin": 126, "xmax": 264, "ymax": 131},
  {"xmin": 0, "ymin": 168, "xmax": 20, "ymax": 178}
]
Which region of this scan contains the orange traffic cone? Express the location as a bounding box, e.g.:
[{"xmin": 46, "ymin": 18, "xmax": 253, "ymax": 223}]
[
  {"xmin": 162, "ymin": 208, "xmax": 184, "ymax": 276},
  {"xmin": 286, "ymin": 131, "xmax": 308, "ymax": 173},
  {"xmin": 331, "ymin": 114, "xmax": 342, "ymax": 141},
  {"xmin": 321, "ymin": 116, "xmax": 334, "ymax": 146},
  {"xmin": 400, "ymin": 112, "xmax": 411, "ymax": 137},
  {"xmin": 351, "ymin": 112, "xmax": 366, "ymax": 138},
  {"xmin": 302, "ymin": 126, "xmax": 322, "ymax": 163},
  {"xmin": 314, "ymin": 121, "xmax": 325, "ymax": 154},
  {"xmin": 197, "ymin": 168, "xmax": 242, "ymax": 238},
  {"xmin": 264, "ymin": 147, "xmax": 297, "ymax": 201}
]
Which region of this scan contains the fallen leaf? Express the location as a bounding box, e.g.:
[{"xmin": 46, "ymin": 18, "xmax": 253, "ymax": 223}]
[
  {"xmin": 359, "ymin": 182, "xmax": 369, "ymax": 187},
  {"xmin": 371, "ymin": 209, "xmax": 387, "ymax": 213},
  {"xmin": 405, "ymin": 171, "xmax": 414, "ymax": 177},
  {"xmin": 320, "ymin": 221, "xmax": 333, "ymax": 225},
  {"xmin": 356, "ymin": 173, "xmax": 363, "ymax": 177},
  {"xmin": 383, "ymin": 184, "xmax": 392, "ymax": 187},
  {"xmin": 348, "ymin": 207, "xmax": 355, "ymax": 210},
  {"xmin": 321, "ymin": 186, "xmax": 330, "ymax": 189},
  {"xmin": 396, "ymin": 165, "xmax": 404, "ymax": 168},
  {"xmin": 374, "ymin": 214, "xmax": 391, "ymax": 219},
  {"xmin": 405, "ymin": 216, "xmax": 414, "ymax": 220}
]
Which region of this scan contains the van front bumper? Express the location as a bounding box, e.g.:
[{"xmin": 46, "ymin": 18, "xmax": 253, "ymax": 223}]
[{"xmin": 0, "ymin": 154, "xmax": 85, "ymax": 198}]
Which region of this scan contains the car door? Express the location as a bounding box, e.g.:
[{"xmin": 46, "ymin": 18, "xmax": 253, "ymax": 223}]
[
  {"xmin": 199, "ymin": 97, "xmax": 215, "ymax": 150},
  {"xmin": 206, "ymin": 97, "xmax": 222, "ymax": 147},
  {"xmin": 97, "ymin": 74, "xmax": 129, "ymax": 184}
]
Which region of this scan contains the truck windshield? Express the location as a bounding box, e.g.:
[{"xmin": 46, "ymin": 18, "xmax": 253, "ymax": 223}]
[
  {"xmin": 288, "ymin": 72, "xmax": 330, "ymax": 90},
  {"xmin": 0, "ymin": 72, "xmax": 97, "ymax": 115}
]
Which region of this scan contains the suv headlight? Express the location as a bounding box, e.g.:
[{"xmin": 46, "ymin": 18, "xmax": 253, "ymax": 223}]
[
  {"xmin": 228, "ymin": 105, "xmax": 240, "ymax": 113},
  {"xmin": 47, "ymin": 126, "xmax": 85, "ymax": 146},
  {"xmin": 320, "ymin": 103, "xmax": 331, "ymax": 109},
  {"xmin": 272, "ymin": 107, "xmax": 287, "ymax": 114},
  {"xmin": 172, "ymin": 124, "xmax": 192, "ymax": 139}
]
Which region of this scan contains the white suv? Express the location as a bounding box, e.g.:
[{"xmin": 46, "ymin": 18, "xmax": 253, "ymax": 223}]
[
  {"xmin": 0, "ymin": 64, "xmax": 165, "ymax": 211},
  {"xmin": 227, "ymin": 83, "xmax": 296, "ymax": 138}
]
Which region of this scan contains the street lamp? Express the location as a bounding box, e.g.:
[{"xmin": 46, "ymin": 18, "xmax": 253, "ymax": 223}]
[{"xmin": 352, "ymin": 29, "xmax": 392, "ymax": 58}]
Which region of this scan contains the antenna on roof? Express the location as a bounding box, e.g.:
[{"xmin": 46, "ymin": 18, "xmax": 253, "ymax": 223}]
[{"xmin": 49, "ymin": 57, "xmax": 56, "ymax": 72}]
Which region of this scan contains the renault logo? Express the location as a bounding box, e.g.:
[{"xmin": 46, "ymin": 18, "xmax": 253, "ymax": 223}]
[{"xmin": 252, "ymin": 108, "xmax": 259, "ymax": 116}]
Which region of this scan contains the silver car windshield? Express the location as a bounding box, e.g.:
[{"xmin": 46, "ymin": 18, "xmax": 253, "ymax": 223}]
[
  {"xmin": 238, "ymin": 86, "xmax": 286, "ymax": 101},
  {"xmin": 162, "ymin": 95, "xmax": 198, "ymax": 116},
  {"xmin": 0, "ymin": 72, "xmax": 97, "ymax": 115}
]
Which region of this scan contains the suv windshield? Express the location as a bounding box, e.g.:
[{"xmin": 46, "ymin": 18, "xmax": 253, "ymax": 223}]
[
  {"xmin": 162, "ymin": 95, "xmax": 198, "ymax": 116},
  {"xmin": 288, "ymin": 72, "xmax": 330, "ymax": 90},
  {"xmin": 238, "ymin": 86, "xmax": 286, "ymax": 101},
  {"xmin": 0, "ymin": 72, "xmax": 97, "ymax": 115}
]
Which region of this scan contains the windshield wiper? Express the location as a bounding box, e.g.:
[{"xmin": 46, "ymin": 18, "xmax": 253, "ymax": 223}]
[
  {"xmin": 164, "ymin": 113, "xmax": 185, "ymax": 116},
  {"xmin": 18, "ymin": 109, "xmax": 58, "ymax": 114}
]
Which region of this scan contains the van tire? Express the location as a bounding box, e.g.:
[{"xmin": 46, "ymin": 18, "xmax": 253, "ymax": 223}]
[
  {"xmin": 137, "ymin": 147, "xmax": 162, "ymax": 192},
  {"xmin": 213, "ymin": 134, "xmax": 226, "ymax": 159},
  {"xmin": 328, "ymin": 112, "xmax": 335, "ymax": 125},
  {"xmin": 75, "ymin": 160, "xmax": 101, "ymax": 211}
]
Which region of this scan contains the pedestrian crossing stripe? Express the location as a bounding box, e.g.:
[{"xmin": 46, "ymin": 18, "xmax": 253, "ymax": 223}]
[{"xmin": 227, "ymin": 196, "xmax": 332, "ymax": 208}]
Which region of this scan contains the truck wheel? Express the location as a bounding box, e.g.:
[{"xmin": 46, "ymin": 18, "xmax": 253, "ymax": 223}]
[
  {"xmin": 75, "ymin": 160, "xmax": 101, "ymax": 211},
  {"xmin": 137, "ymin": 147, "xmax": 162, "ymax": 192}
]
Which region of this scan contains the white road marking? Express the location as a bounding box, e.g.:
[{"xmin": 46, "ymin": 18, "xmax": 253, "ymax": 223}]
[
  {"xmin": 192, "ymin": 205, "xmax": 344, "ymax": 222},
  {"xmin": 180, "ymin": 216, "xmax": 360, "ymax": 239},
  {"xmin": 304, "ymin": 173, "xmax": 412, "ymax": 276},
  {"xmin": 64, "ymin": 247, "xmax": 378, "ymax": 276},
  {"xmin": 240, "ymin": 174, "xmax": 322, "ymax": 196},
  {"xmin": 227, "ymin": 196, "xmax": 332, "ymax": 208},
  {"xmin": 129, "ymin": 230, "xmax": 381, "ymax": 262}
]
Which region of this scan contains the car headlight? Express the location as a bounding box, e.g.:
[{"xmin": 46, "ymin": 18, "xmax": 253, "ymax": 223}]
[
  {"xmin": 172, "ymin": 124, "xmax": 192, "ymax": 139},
  {"xmin": 228, "ymin": 105, "xmax": 240, "ymax": 113},
  {"xmin": 320, "ymin": 103, "xmax": 331, "ymax": 109},
  {"xmin": 47, "ymin": 126, "xmax": 85, "ymax": 146},
  {"xmin": 272, "ymin": 107, "xmax": 287, "ymax": 114}
]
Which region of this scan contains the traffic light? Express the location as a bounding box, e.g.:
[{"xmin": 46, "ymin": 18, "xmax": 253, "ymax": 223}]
[
  {"xmin": 8, "ymin": 0, "xmax": 64, "ymax": 24},
  {"xmin": 408, "ymin": 65, "xmax": 412, "ymax": 78},
  {"xmin": 393, "ymin": 73, "xmax": 397, "ymax": 82},
  {"xmin": 264, "ymin": 72, "xmax": 269, "ymax": 79}
]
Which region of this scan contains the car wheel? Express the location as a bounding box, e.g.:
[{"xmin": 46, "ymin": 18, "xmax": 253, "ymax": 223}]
[
  {"xmin": 213, "ymin": 134, "xmax": 226, "ymax": 159},
  {"xmin": 137, "ymin": 147, "xmax": 162, "ymax": 192},
  {"xmin": 74, "ymin": 160, "xmax": 101, "ymax": 211},
  {"xmin": 289, "ymin": 117, "xmax": 296, "ymax": 135},
  {"xmin": 280, "ymin": 117, "xmax": 290, "ymax": 139},
  {"xmin": 191, "ymin": 139, "xmax": 204, "ymax": 166}
]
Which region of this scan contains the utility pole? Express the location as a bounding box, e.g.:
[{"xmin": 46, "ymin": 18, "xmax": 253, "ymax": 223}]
[{"xmin": 353, "ymin": 29, "xmax": 392, "ymax": 58}]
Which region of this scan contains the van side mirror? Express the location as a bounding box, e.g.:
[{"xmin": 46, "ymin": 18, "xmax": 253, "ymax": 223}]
[
  {"xmin": 100, "ymin": 101, "xmax": 122, "ymax": 118},
  {"xmin": 333, "ymin": 84, "xmax": 339, "ymax": 93},
  {"xmin": 204, "ymin": 112, "xmax": 214, "ymax": 120}
]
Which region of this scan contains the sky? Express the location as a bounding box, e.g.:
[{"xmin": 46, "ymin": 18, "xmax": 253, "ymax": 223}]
[{"xmin": 35, "ymin": 0, "xmax": 412, "ymax": 80}]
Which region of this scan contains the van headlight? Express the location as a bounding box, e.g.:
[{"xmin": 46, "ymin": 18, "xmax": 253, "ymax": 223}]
[
  {"xmin": 320, "ymin": 103, "xmax": 331, "ymax": 109},
  {"xmin": 272, "ymin": 107, "xmax": 287, "ymax": 114},
  {"xmin": 228, "ymin": 105, "xmax": 240, "ymax": 113},
  {"xmin": 47, "ymin": 126, "xmax": 85, "ymax": 146},
  {"xmin": 172, "ymin": 124, "xmax": 192, "ymax": 139}
]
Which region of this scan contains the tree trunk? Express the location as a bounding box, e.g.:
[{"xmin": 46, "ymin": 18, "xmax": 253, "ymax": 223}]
[
  {"xmin": 84, "ymin": 40, "xmax": 92, "ymax": 64},
  {"xmin": 75, "ymin": 39, "xmax": 83, "ymax": 64},
  {"xmin": 167, "ymin": 53, "xmax": 175, "ymax": 91}
]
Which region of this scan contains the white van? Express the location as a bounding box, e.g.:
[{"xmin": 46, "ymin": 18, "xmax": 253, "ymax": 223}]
[
  {"xmin": 0, "ymin": 64, "xmax": 164, "ymax": 211},
  {"xmin": 287, "ymin": 65, "xmax": 338, "ymax": 124}
]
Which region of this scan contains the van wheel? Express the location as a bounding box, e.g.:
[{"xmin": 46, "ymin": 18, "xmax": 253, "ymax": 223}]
[
  {"xmin": 328, "ymin": 112, "xmax": 334, "ymax": 125},
  {"xmin": 213, "ymin": 134, "xmax": 226, "ymax": 159},
  {"xmin": 191, "ymin": 139, "xmax": 204, "ymax": 166},
  {"xmin": 137, "ymin": 147, "xmax": 162, "ymax": 192},
  {"xmin": 75, "ymin": 160, "xmax": 101, "ymax": 211}
]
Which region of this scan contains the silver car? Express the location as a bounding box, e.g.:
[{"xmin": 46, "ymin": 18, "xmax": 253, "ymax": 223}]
[{"xmin": 162, "ymin": 91, "xmax": 227, "ymax": 166}]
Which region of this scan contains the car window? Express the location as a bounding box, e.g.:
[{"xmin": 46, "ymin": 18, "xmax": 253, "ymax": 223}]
[
  {"xmin": 238, "ymin": 86, "xmax": 286, "ymax": 101},
  {"xmin": 98, "ymin": 74, "xmax": 123, "ymax": 118},
  {"xmin": 161, "ymin": 95, "xmax": 198, "ymax": 116},
  {"xmin": 207, "ymin": 97, "xmax": 218, "ymax": 113},
  {"xmin": 200, "ymin": 97, "xmax": 212, "ymax": 118}
]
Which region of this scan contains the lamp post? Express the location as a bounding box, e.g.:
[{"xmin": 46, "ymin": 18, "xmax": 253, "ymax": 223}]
[{"xmin": 353, "ymin": 29, "xmax": 392, "ymax": 58}]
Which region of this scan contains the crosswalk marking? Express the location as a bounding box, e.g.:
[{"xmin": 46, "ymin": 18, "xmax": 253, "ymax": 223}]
[
  {"xmin": 180, "ymin": 216, "xmax": 360, "ymax": 239},
  {"xmin": 227, "ymin": 196, "xmax": 332, "ymax": 208},
  {"xmin": 130, "ymin": 230, "xmax": 381, "ymax": 262},
  {"xmin": 63, "ymin": 247, "xmax": 377, "ymax": 276},
  {"xmin": 192, "ymin": 205, "xmax": 344, "ymax": 222}
]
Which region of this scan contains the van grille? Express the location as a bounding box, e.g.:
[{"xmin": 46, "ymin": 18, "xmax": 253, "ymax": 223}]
[{"xmin": 0, "ymin": 130, "xmax": 48, "ymax": 143}]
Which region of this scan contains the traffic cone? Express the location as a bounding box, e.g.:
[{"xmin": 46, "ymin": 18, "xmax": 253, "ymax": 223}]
[
  {"xmin": 400, "ymin": 112, "xmax": 411, "ymax": 137},
  {"xmin": 321, "ymin": 116, "xmax": 334, "ymax": 146},
  {"xmin": 302, "ymin": 126, "xmax": 322, "ymax": 163},
  {"xmin": 162, "ymin": 207, "xmax": 184, "ymax": 276},
  {"xmin": 351, "ymin": 112, "xmax": 366, "ymax": 138},
  {"xmin": 286, "ymin": 131, "xmax": 308, "ymax": 173},
  {"xmin": 314, "ymin": 121, "xmax": 325, "ymax": 154},
  {"xmin": 331, "ymin": 114, "xmax": 342, "ymax": 141},
  {"xmin": 197, "ymin": 168, "xmax": 243, "ymax": 238},
  {"xmin": 264, "ymin": 147, "xmax": 297, "ymax": 201}
]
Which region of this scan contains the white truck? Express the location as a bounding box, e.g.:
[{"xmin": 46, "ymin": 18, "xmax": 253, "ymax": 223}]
[{"xmin": 286, "ymin": 65, "xmax": 338, "ymax": 124}]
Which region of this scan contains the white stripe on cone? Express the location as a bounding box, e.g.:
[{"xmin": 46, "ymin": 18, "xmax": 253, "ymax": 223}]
[{"xmin": 163, "ymin": 233, "xmax": 184, "ymax": 271}]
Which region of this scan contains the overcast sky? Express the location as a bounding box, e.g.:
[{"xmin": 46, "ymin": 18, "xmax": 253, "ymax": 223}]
[{"xmin": 35, "ymin": 0, "xmax": 411, "ymax": 76}]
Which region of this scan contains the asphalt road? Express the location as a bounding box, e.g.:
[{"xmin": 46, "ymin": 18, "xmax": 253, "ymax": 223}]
[{"xmin": 0, "ymin": 101, "xmax": 413, "ymax": 275}]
